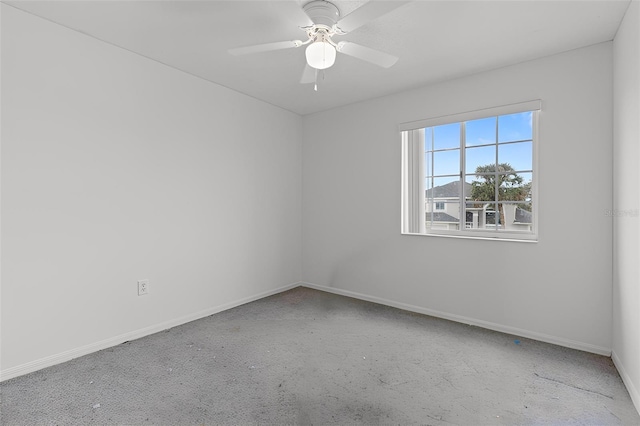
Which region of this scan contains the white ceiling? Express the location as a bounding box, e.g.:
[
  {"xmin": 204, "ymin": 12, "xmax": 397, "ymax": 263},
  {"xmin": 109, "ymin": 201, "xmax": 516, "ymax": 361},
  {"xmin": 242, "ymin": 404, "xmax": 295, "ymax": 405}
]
[{"xmin": 3, "ymin": 0, "xmax": 631, "ymax": 115}]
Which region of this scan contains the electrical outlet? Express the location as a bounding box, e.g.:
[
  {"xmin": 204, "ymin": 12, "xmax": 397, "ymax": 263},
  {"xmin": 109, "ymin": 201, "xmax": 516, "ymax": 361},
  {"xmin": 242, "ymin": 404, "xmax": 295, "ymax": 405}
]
[{"xmin": 138, "ymin": 279, "xmax": 149, "ymax": 296}]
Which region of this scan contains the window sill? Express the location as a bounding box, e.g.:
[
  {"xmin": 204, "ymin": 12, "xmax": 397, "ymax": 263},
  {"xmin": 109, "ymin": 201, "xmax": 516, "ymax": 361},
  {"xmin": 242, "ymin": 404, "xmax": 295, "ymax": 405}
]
[{"xmin": 401, "ymin": 231, "xmax": 538, "ymax": 243}]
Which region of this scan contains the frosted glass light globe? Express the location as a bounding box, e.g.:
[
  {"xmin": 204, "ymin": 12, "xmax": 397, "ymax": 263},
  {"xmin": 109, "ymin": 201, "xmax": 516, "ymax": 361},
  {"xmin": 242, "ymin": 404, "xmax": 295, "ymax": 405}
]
[{"xmin": 305, "ymin": 41, "xmax": 336, "ymax": 70}]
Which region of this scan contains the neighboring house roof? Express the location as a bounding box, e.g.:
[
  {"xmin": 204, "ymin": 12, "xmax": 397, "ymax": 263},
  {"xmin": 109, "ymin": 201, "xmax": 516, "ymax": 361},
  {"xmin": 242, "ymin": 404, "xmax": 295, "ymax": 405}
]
[
  {"xmin": 426, "ymin": 212, "xmax": 459, "ymax": 222},
  {"xmin": 515, "ymin": 207, "xmax": 532, "ymax": 224},
  {"xmin": 426, "ymin": 181, "xmax": 473, "ymax": 198}
]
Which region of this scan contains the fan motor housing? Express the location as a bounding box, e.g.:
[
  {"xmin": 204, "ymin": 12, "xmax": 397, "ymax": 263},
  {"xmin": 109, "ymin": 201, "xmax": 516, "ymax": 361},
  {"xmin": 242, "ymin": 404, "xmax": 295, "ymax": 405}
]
[{"xmin": 303, "ymin": 0, "xmax": 340, "ymax": 28}]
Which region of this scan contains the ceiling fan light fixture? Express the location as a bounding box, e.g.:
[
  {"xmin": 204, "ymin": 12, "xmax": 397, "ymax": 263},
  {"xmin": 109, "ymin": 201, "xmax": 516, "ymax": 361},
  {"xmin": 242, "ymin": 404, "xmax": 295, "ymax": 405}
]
[{"xmin": 305, "ymin": 41, "xmax": 336, "ymax": 70}]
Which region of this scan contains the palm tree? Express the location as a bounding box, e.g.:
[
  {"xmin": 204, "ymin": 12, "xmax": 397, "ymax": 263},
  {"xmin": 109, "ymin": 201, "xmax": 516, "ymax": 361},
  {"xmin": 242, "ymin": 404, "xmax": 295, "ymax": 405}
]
[{"xmin": 470, "ymin": 163, "xmax": 531, "ymax": 227}]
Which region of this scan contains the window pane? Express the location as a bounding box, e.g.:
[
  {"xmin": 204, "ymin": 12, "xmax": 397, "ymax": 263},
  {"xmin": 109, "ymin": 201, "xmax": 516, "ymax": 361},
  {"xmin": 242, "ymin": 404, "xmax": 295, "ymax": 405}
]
[
  {"xmin": 466, "ymin": 175, "xmax": 495, "ymax": 202},
  {"xmin": 484, "ymin": 204, "xmax": 499, "ymax": 229},
  {"xmin": 464, "ymin": 206, "xmax": 479, "ymax": 229},
  {"xmin": 433, "ymin": 123, "xmax": 460, "ymax": 150},
  {"xmin": 424, "ymin": 151, "xmax": 432, "ymax": 177},
  {"xmin": 465, "ymin": 145, "xmax": 496, "ymax": 175},
  {"xmin": 498, "ymin": 203, "xmax": 533, "ymax": 232},
  {"xmin": 427, "ymin": 177, "xmax": 462, "ymax": 230},
  {"xmin": 465, "ymin": 203, "xmax": 507, "ymax": 230},
  {"xmin": 426, "ymin": 204, "xmax": 460, "ymax": 230},
  {"xmin": 517, "ymin": 172, "xmax": 533, "ymax": 189},
  {"xmin": 426, "ymin": 176, "xmax": 459, "ymax": 203},
  {"xmin": 433, "ymin": 149, "xmax": 460, "ymax": 176},
  {"xmin": 498, "ymin": 141, "xmax": 532, "ymax": 172},
  {"xmin": 464, "ymin": 197, "xmax": 496, "ymax": 230},
  {"xmin": 426, "ymin": 200, "xmax": 458, "ymax": 214},
  {"xmin": 497, "ymin": 172, "xmax": 531, "ymax": 202},
  {"xmin": 430, "ymin": 176, "xmax": 460, "ymax": 196},
  {"xmin": 498, "ymin": 112, "xmax": 533, "ymax": 142},
  {"xmin": 466, "ymin": 117, "xmax": 496, "ymax": 146},
  {"xmin": 424, "ymin": 127, "xmax": 434, "ymax": 150}
]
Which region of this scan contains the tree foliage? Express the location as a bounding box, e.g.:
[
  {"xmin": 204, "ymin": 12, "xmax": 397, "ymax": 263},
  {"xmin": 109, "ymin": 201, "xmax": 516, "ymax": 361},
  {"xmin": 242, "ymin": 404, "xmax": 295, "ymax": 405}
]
[{"xmin": 470, "ymin": 163, "xmax": 531, "ymax": 225}]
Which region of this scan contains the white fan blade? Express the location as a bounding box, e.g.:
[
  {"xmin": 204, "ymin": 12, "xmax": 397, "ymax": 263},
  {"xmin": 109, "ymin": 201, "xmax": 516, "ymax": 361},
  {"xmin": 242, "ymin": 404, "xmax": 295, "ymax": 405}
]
[
  {"xmin": 337, "ymin": 41, "xmax": 398, "ymax": 68},
  {"xmin": 300, "ymin": 64, "xmax": 316, "ymax": 84},
  {"xmin": 336, "ymin": 1, "xmax": 411, "ymax": 33},
  {"xmin": 229, "ymin": 40, "xmax": 301, "ymax": 56}
]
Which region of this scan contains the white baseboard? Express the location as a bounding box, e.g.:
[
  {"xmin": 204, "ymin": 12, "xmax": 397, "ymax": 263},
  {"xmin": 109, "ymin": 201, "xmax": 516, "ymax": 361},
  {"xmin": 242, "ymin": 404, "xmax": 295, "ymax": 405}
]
[
  {"xmin": 0, "ymin": 281, "xmax": 301, "ymax": 382},
  {"xmin": 2, "ymin": 281, "xmax": 615, "ymax": 383},
  {"xmin": 612, "ymin": 351, "xmax": 640, "ymax": 416},
  {"xmin": 301, "ymin": 282, "xmax": 612, "ymax": 356}
]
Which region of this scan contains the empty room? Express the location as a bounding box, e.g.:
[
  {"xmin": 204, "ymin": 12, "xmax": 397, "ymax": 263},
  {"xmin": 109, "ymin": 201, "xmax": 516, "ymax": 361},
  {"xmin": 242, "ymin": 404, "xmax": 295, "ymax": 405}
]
[{"xmin": 1, "ymin": 0, "xmax": 639, "ymax": 424}]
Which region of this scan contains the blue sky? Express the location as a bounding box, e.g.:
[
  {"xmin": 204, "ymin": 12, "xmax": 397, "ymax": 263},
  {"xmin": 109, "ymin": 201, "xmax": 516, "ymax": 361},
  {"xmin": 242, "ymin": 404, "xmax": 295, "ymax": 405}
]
[{"xmin": 425, "ymin": 112, "xmax": 533, "ymax": 188}]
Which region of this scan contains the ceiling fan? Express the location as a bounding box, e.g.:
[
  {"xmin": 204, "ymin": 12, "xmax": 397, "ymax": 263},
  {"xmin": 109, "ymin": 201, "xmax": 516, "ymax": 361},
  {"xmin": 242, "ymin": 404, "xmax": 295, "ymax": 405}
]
[{"xmin": 228, "ymin": 0, "xmax": 409, "ymax": 89}]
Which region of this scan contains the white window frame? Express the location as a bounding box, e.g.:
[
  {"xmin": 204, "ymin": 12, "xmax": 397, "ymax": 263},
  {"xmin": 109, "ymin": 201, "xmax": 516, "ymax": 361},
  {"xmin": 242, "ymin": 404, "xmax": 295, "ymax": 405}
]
[{"xmin": 400, "ymin": 100, "xmax": 540, "ymax": 242}]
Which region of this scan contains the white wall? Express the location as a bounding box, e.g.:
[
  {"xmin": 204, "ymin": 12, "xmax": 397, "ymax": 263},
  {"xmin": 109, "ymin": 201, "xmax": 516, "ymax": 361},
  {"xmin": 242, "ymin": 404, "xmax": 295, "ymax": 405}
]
[
  {"xmin": 613, "ymin": 0, "xmax": 640, "ymax": 413},
  {"xmin": 1, "ymin": 5, "xmax": 302, "ymax": 378},
  {"xmin": 1, "ymin": 1, "xmax": 630, "ymax": 391},
  {"xmin": 302, "ymin": 42, "xmax": 613, "ymax": 354}
]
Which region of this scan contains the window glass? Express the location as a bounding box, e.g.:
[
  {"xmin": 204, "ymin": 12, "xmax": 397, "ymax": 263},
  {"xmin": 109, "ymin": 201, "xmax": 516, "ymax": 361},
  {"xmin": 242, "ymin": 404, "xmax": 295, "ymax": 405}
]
[
  {"xmin": 466, "ymin": 117, "xmax": 496, "ymax": 146},
  {"xmin": 498, "ymin": 112, "xmax": 533, "ymax": 142},
  {"xmin": 433, "ymin": 123, "xmax": 460, "ymax": 150},
  {"xmin": 498, "ymin": 141, "xmax": 532, "ymax": 172},
  {"xmin": 467, "ymin": 176, "xmax": 496, "ymax": 202},
  {"xmin": 433, "ymin": 149, "xmax": 460, "ymax": 176},
  {"xmin": 465, "ymin": 145, "xmax": 495, "ymax": 175}
]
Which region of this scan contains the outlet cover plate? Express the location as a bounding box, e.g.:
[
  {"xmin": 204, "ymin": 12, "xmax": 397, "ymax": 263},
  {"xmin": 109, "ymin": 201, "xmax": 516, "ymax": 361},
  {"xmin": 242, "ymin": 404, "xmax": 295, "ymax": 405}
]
[{"xmin": 138, "ymin": 279, "xmax": 149, "ymax": 296}]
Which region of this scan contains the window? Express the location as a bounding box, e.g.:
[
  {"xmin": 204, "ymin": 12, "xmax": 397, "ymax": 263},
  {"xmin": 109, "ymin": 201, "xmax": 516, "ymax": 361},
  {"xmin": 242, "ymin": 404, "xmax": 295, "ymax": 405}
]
[{"xmin": 400, "ymin": 101, "xmax": 539, "ymax": 241}]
